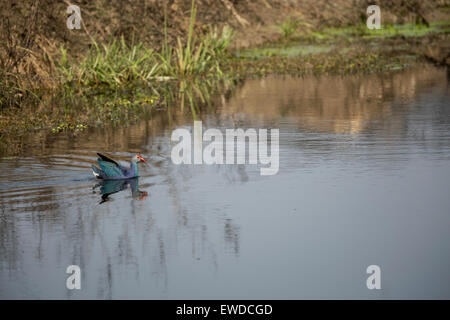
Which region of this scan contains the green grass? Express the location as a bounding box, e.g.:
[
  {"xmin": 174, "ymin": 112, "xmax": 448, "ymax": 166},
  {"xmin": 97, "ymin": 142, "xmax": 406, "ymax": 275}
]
[
  {"xmin": 363, "ymin": 23, "xmax": 447, "ymax": 38},
  {"xmin": 34, "ymin": 0, "xmax": 235, "ymax": 134},
  {"xmin": 309, "ymin": 22, "xmax": 449, "ymax": 41},
  {"xmin": 58, "ymin": 38, "xmax": 160, "ymax": 87},
  {"xmin": 58, "ymin": 0, "xmax": 234, "ymax": 86},
  {"xmin": 167, "ymin": 1, "xmax": 233, "ymax": 78},
  {"xmin": 237, "ymin": 44, "xmax": 333, "ymax": 58},
  {"xmin": 277, "ymin": 17, "xmax": 300, "ymax": 39}
]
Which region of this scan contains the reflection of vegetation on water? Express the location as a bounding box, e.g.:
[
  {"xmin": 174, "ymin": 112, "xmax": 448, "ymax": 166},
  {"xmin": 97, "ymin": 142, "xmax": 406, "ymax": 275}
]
[
  {"xmin": 221, "ymin": 66, "xmax": 448, "ymax": 136},
  {"xmin": 159, "ymin": 78, "xmax": 238, "ymax": 123},
  {"xmin": 0, "ymin": 75, "xmax": 240, "ymax": 156}
]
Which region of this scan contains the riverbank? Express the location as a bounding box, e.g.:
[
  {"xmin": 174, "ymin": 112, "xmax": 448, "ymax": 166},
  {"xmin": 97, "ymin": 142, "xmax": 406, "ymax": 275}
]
[{"xmin": 0, "ymin": 0, "xmax": 449, "ymax": 155}]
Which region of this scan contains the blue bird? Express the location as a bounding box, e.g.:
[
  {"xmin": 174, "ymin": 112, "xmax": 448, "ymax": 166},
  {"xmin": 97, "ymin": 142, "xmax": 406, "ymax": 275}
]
[{"xmin": 92, "ymin": 153, "xmax": 147, "ymax": 180}]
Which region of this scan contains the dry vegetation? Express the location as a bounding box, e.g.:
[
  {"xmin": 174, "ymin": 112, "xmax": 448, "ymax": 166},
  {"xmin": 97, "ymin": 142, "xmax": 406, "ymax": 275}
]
[
  {"xmin": 0, "ymin": 0, "xmax": 446, "ymax": 85},
  {"xmin": 0, "ymin": 0, "xmax": 448, "ymax": 154}
]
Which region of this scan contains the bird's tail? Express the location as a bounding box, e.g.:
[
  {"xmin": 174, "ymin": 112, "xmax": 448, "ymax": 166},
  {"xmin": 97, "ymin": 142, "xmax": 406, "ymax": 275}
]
[{"xmin": 91, "ymin": 164, "xmax": 104, "ymax": 179}]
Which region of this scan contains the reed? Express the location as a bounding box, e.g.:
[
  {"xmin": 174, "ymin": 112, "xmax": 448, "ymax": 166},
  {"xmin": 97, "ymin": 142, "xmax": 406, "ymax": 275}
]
[
  {"xmin": 58, "ymin": 0, "xmax": 233, "ymax": 86},
  {"xmin": 159, "ymin": 0, "xmax": 233, "ymax": 78},
  {"xmin": 58, "ymin": 37, "xmax": 160, "ymax": 87}
]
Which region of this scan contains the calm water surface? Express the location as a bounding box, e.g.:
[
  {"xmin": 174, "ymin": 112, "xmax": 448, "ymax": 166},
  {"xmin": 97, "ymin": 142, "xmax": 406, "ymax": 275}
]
[{"xmin": 1, "ymin": 66, "xmax": 449, "ymax": 299}]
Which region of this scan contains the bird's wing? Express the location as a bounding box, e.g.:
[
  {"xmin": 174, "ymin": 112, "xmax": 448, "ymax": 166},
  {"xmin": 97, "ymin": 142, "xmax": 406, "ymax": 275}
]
[
  {"xmin": 97, "ymin": 153, "xmax": 121, "ymax": 168},
  {"xmin": 97, "ymin": 158, "xmax": 125, "ymax": 178}
]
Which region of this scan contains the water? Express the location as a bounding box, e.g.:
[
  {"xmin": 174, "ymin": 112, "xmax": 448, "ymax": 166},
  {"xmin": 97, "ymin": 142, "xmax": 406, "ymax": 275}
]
[{"xmin": 1, "ymin": 66, "xmax": 449, "ymax": 299}]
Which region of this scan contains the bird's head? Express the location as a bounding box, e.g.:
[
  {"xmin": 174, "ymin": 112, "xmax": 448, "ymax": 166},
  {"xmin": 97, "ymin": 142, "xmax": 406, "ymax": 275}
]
[{"xmin": 132, "ymin": 154, "xmax": 147, "ymax": 163}]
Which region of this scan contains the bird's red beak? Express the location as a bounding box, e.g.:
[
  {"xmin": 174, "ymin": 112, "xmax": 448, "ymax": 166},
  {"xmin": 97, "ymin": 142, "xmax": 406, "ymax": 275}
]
[{"xmin": 137, "ymin": 155, "xmax": 147, "ymax": 163}]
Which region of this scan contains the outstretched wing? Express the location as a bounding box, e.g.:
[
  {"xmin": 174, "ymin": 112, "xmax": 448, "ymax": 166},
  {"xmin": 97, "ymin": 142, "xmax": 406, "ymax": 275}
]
[
  {"xmin": 97, "ymin": 158, "xmax": 125, "ymax": 178},
  {"xmin": 97, "ymin": 153, "xmax": 121, "ymax": 167}
]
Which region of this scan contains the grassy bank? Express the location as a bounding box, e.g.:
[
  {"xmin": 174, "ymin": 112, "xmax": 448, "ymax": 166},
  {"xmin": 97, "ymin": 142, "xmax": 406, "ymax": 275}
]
[
  {"xmin": 0, "ymin": 0, "xmax": 449, "ymax": 155},
  {"xmin": 0, "ymin": 1, "xmax": 233, "ymax": 137}
]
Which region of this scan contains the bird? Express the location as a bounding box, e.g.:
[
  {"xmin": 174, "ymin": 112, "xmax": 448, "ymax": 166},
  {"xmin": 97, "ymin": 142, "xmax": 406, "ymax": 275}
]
[{"xmin": 92, "ymin": 153, "xmax": 147, "ymax": 180}]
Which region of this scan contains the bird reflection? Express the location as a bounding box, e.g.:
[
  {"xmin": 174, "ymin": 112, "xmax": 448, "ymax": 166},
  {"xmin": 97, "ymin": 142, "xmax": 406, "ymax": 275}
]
[{"xmin": 93, "ymin": 178, "xmax": 148, "ymax": 203}]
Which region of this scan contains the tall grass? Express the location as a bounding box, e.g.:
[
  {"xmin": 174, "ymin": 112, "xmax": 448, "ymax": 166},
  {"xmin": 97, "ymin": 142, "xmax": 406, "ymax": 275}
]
[
  {"xmin": 277, "ymin": 17, "xmax": 300, "ymax": 39},
  {"xmin": 158, "ymin": 0, "xmax": 233, "ymax": 78},
  {"xmin": 59, "ymin": 38, "xmax": 160, "ymax": 87},
  {"xmin": 58, "ymin": 0, "xmax": 234, "ymax": 87},
  {"xmin": 44, "ymin": 0, "xmax": 235, "ymax": 133}
]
